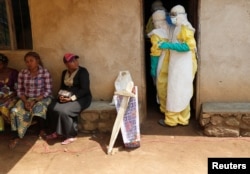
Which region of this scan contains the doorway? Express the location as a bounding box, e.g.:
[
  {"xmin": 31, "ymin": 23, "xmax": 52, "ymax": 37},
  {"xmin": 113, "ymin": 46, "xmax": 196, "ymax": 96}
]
[{"xmin": 142, "ymin": 0, "xmax": 200, "ymax": 135}]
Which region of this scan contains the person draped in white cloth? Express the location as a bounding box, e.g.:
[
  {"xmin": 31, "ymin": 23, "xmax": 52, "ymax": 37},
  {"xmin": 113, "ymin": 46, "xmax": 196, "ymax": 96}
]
[
  {"xmin": 157, "ymin": 5, "xmax": 198, "ymax": 127},
  {"xmin": 147, "ymin": 9, "xmax": 175, "ymax": 117}
]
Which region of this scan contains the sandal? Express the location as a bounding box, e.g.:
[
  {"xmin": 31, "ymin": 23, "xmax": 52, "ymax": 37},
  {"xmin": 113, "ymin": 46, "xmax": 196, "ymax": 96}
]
[
  {"xmin": 46, "ymin": 132, "xmax": 59, "ymax": 140},
  {"xmin": 8, "ymin": 138, "xmax": 20, "ymax": 149},
  {"xmin": 61, "ymin": 137, "xmax": 77, "ymax": 145}
]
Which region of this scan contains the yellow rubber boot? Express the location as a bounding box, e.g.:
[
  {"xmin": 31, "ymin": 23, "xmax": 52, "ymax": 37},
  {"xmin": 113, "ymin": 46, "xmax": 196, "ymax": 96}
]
[
  {"xmin": 178, "ymin": 105, "xmax": 191, "ymax": 126},
  {"xmin": 164, "ymin": 111, "xmax": 179, "ymax": 126}
]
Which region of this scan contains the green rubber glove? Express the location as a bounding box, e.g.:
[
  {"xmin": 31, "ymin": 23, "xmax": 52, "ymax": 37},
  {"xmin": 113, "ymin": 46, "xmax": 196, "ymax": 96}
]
[
  {"xmin": 150, "ymin": 56, "xmax": 159, "ymax": 78},
  {"xmin": 158, "ymin": 41, "xmax": 190, "ymax": 52}
]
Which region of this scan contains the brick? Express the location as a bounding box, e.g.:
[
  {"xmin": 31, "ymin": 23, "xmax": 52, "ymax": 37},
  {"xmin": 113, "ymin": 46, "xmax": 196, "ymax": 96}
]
[
  {"xmin": 199, "ymin": 117, "xmax": 210, "ymax": 126},
  {"xmin": 98, "ymin": 121, "xmax": 113, "ymax": 132},
  {"xmin": 204, "ymin": 125, "xmax": 239, "ymax": 137},
  {"xmin": 78, "ymin": 100, "xmax": 117, "ymax": 133},
  {"xmin": 240, "ymin": 130, "xmax": 250, "ymax": 137},
  {"xmin": 224, "ymin": 117, "xmax": 240, "ymax": 127},
  {"xmin": 81, "ymin": 112, "xmax": 99, "ymax": 121},
  {"xmin": 82, "ymin": 121, "xmax": 98, "ymax": 131},
  {"xmin": 242, "ymin": 115, "xmax": 250, "ymax": 124},
  {"xmin": 210, "ymin": 115, "xmax": 223, "ymax": 125}
]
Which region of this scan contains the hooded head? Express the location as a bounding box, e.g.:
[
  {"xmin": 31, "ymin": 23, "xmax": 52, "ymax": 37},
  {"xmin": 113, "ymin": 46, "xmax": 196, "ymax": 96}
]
[
  {"xmin": 170, "ymin": 5, "xmax": 186, "ymax": 26},
  {"xmin": 152, "ymin": 10, "xmax": 167, "ymax": 29},
  {"xmin": 169, "ymin": 5, "xmax": 194, "ymax": 31},
  {"xmin": 151, "ymin": 0, "xmax": 165, "ymax": 13}
]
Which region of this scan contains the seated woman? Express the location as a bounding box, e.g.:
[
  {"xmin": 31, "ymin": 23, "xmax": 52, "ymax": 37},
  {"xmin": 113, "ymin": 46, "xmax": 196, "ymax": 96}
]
[
  {"xmin": 46, "ymin": 53, "xmax": 92, "ymax": 145},
  {"xmin": 9, "ymin": 51, "xmax": 53, "ymax": 149},
  {"xmin": 0, "ymin": 53, "xmax": 18, "ymax": 126}
]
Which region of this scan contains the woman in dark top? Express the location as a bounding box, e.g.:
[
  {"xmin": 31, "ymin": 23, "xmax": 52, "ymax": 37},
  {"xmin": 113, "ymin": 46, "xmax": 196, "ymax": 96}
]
[
  {"xmin": 0, "ymin": 53, "xmax": 18, "ymax": 125},
  {"xmin": 46, "ymin": 53, "xmax": 92, "ymax": 145}
]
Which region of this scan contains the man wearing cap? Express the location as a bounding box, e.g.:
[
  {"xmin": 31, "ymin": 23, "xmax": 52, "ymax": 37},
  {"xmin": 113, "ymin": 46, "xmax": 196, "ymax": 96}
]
[{"xmin": 46, "ymin": 53, "xmax": 92, "ymax": 145}]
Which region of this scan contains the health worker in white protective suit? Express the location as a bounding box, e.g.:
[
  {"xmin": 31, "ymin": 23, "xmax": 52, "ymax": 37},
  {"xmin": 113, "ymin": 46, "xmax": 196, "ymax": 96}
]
[
  {"xmin": 147, "ymin": 9, "xmax": 174, "ymax": 115},
  {"xmin": 157, "ymin": 5, "xmax": 197, "ymax": 127},
  {"xmin": 145, "ymin": 0, "xmax": 166, "ymax": 35},
  {"xmin": 147, "ymin": 10, "xmax": 169, "ymax": 84}
]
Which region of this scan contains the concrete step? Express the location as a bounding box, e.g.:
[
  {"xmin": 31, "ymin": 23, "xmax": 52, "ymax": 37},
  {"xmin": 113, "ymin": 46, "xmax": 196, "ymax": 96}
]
[
  {"xmin": 78, "ymin": 101, "xmax": 117, "ymax": 133},
  {"xmin": 200, "ymin": 102, "xmax": 250, "ymax": 137}
]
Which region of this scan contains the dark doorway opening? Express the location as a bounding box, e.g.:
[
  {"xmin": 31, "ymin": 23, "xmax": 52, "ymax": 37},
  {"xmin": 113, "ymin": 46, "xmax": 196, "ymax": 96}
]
[{"xmin": 142, "ymin": 0, "xmax": 200, "ymax": 135}]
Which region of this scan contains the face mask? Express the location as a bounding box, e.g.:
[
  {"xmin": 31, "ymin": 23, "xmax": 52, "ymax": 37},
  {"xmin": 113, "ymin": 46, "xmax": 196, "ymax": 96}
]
[
  {"xmin": 170, "ymin": 16, "xmax": 177, "ymax": 25},
  {"xmin": 166, "ymin": 15, "xmax": 173, "ymax": 25}
]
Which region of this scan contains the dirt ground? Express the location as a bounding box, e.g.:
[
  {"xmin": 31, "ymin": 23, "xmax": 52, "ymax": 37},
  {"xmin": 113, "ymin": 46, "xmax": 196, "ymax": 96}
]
[{"xmin": 0, "ymin": 107, "xmax": 250, "ymax": 174}]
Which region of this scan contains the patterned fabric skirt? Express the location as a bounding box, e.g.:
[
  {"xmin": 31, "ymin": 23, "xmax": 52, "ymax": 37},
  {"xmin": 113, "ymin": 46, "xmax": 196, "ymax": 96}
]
[
  {"xmin": 0, "ymin": 96, "xmax": 18, "ymax": 124},
  {"xmin": 10, "ymin": 97, "xmax": 52, "ymax": 138}
]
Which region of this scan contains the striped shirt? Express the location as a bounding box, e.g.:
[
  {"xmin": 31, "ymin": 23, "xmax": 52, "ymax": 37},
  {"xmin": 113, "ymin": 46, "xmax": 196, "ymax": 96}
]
[{"xmin": 17, "ymin": 66, "xmax": 52, "ymax": 98}]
